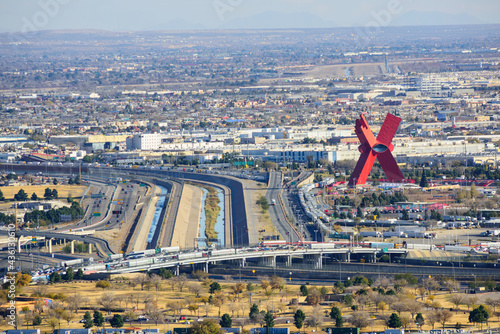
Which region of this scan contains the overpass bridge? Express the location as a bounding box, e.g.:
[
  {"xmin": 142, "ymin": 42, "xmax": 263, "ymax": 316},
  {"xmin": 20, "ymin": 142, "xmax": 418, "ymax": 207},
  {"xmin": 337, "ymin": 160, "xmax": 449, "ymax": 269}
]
[
  {"xmin": 0, "ymin": 230, "xmax": 113, "ymax": 257},
  {"xmin": 90, "ymin": 246, "xmax": 407, "ymax": 275}
]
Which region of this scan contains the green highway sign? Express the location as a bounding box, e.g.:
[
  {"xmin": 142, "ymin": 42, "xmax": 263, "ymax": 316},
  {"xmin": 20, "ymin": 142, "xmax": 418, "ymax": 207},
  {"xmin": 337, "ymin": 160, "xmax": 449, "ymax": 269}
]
[
  {"xmin": 329, "ymin": 234, "xmax": 350, "ymax": 240},
  {"xmin": 93, "ymin": 212, "xmax": 101, "ymax": 217},
  {"xmin": 382, "ymin": 248, "xmax": 389, "ymax": 253}
]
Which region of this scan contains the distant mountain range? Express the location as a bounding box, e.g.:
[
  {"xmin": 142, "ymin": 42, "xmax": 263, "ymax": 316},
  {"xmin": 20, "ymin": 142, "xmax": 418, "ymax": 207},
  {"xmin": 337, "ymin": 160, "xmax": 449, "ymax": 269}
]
[
  {"xmin": 391, "ymin": 11, "xmax": 484, "ymax": 27},
  {"xmin": 219, "ymin": 11, "xmax": 334, "ymax": 30}
]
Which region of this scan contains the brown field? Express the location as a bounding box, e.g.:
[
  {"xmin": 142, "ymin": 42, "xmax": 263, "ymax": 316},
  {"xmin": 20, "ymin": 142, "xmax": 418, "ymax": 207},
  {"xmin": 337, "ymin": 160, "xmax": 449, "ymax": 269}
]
[
  {"xmin": 2, "ymin": 274, "xmax": 499, "ymax": 332},
  {"xmin": 0, "ymin": 185, "xmax": 87, "ymax": 201}
]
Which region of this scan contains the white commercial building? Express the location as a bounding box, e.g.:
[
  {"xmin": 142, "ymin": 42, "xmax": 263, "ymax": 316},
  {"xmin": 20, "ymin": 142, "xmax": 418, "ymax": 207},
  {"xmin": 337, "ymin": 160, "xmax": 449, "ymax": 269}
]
[{"xmin": 126, "ymin": 133, "xmax": 161, "ymax": 151}]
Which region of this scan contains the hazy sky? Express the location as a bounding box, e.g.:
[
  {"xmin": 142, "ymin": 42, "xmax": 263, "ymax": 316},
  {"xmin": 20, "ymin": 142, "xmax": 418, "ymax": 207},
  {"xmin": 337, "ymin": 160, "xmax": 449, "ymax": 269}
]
[{"xmin": 1, "ymin": 0, "xmax": 499, "ymax": 33}]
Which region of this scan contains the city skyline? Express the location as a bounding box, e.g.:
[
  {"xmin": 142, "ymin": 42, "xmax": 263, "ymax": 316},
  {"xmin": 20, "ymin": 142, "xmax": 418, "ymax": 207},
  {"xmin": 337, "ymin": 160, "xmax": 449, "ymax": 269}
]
[{"xmin": 1, "ymin": 0, "xmax": 499, "ymax": 33}]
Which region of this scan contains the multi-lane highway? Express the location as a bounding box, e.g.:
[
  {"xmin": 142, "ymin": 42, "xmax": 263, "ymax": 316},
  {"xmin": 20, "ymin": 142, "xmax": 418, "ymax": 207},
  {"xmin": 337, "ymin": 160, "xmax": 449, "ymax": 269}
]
[{"xmin": 266, "ymin": 171, "xmax": 301, "ymax": 242}]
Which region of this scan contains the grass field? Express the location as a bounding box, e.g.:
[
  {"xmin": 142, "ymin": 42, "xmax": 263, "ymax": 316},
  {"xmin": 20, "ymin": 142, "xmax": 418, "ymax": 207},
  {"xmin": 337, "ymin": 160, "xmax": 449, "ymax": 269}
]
[{"xmin": 0, "ymin": 184, "xmax": 87, "ymax": 200}]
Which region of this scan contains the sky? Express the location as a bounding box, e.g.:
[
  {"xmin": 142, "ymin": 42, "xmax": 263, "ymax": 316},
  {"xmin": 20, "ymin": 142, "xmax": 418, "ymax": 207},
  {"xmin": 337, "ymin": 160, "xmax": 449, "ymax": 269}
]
[{"xmin": 0, "ymin": 0, "xmax": 499, "ymax": 33}]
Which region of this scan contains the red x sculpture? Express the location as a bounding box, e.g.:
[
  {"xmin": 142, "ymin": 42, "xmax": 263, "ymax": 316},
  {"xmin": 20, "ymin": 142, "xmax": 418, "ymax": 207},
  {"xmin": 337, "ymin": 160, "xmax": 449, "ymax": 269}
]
[{"xmin": 348, "ymin": 113, "xmax": 405, "ymax": 187}]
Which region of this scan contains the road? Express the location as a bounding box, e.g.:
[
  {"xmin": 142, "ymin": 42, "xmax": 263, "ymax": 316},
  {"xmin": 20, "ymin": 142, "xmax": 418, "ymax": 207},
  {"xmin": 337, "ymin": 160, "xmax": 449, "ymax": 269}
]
[
  {"xmin": 266, "ymin": 171, "xmax": 301, "ymax": 242},
  {"xmin": 0, "ymin": 229, "xmax": 114, "ymax": 256}
]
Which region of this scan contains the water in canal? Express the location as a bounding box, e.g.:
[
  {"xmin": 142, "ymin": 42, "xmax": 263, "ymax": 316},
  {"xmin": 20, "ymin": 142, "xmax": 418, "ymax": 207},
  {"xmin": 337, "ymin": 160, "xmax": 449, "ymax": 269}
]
[{"xmin": 197, "ymin": 187, "xmax": 225, "ymax": 248}]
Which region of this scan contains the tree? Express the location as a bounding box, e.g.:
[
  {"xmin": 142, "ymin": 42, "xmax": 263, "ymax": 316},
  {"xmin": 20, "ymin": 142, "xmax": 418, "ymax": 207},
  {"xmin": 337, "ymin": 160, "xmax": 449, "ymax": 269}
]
[
  {"xmin": 123, "ymin": 310, "xmax": 137, "ymax": 326},
  {"xmin": 388, "ymin": 313, "xmax": 402, "ymax": 328},
  {"xmin": 436, "ymin": 309, "xmax": 453, "ymax": 329},
  {"xmin": 32, "ymin": 314, "xmax": 42, "ymax": 327},
  {"xmin": 53, "ymin": 178, "xmax": 58, "ymax": 185},
  {"xmin": 93, "ymin": 310, "xmax": 104, "ymax": 327},
  {"xmin": 191, "ymin": 319, "xmax": 221, "ymax": 334},
  {"xmin": 159, "ymin": 267, "xmax": 174, "ymax": 279},
  {"xmin": 420, "ymin": 171, "xmax": 428, "ymax": 188},
  {"xmin": 15, "ymin": 189, "xmax": 28, "ymax": 201},
  {"xmin": 450, "ymin": 294, "xmax": 464, "ymax": 312},
  {"xmin": 95, "ymin": 280, "xmax": 110, "ymax": 290},
  {"xmin": 75, "ymin": 268, "xmax": 84, "ymax": 280},
  {"xmin": 31, "ymin": 192, "xmax": 38, "ymax": 200},
  {"xmin": 300, "ymin": 284, "xmax": 308, "ymax": 296},
  {"xmin": 264, "ymin": 311, "xmax": 275, "ymax": 329},
  {"xmin": 210, "ymin": 281, "xmax": 222, "ymax": 294},
  {"xmin": 44, "ymin": 187, "xmax": 53, "ymax": 199},
  {"xmin": 64, "ymin": 267, "xmax": 74, "ymax": 281},
  {"xmin": 49, "ymin": 272, "xmax": 61, "ymax": 283},
  {"xmin": 485, "ymin": 297, "xmax": 500, "ymax": 313},
  {"xmin": 415, "ymin": 313, "xmax": 425, "ymax": 329},
  {"xmin": 51, "ymin": 189, "xmax": 58, "ymax": 199},
  {"xmin": 330, "ymin": 306, "xmax": 343, "ymax": 327},
  {"xmin": 427, "ymin": 312, "xmax": 439, "ymax": 329},
  {"xmin": 470, "ymin": 183, "xmax": 478, "ymax": 199},
  {"xmin": 65, "ymin": 293, "xmax": 82, "ymax": 314},
  {"xmin": 469, "ymin": 305, "xmax": 489, "ymax": 328},
  {"xmin": 270, "ymin": 275, "xmax": 285, "ymax": 291},
  {"xmin": 61, "ymin": 310, "xmax": 74, "ymax": 325},
  {"xmin": 98, "ymin": 292, "xmax": 116, "ymax": 315},
  {"xmin": 220, "ymin": 313, "xmax": 232, "ymax": 327},
  {"xmin": 83, "ymin": 311, "xmax": 93, "ymax": 329},
  {"xmin": 46, "ymin": 317, "xmax": 59, "ymax": 331},
  {"xmin": 149, "ymin": 274, "xmax": 163, "ymax": 291},
  {"xmin": 350, "ymin": 311, "xmax": 369, "ymax": 329},
  {"xmin": 0, "ymin": 189, "xmax": 4, "ymax": 201},
  {"xmin": 109, "ymin": 314, "xmax": 124, "ymax": 328},
  {"xmin": 294, "ymin": 309, "xmax": 306, "ymax": 332},
  {"xmin": 343, "ymin": 294, "xmax": 354, "ymax": 307},
  {"xmin": 402, "ymin": 209, "xmax": 409, "ymax": 220},
  {"xmin": 249, "ymin": 303, "xmax": 260, "ymax": 322}
]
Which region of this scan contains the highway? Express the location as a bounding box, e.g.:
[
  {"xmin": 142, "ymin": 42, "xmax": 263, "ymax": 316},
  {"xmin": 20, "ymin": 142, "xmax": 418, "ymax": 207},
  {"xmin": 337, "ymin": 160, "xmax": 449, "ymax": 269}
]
[
  {"xmin": 0, "ymin": 229, "xmax": 114, "ymax": 257},
  {"xmin": 266, "ymin": 171, "xmax": 301, "ymax": 242}
]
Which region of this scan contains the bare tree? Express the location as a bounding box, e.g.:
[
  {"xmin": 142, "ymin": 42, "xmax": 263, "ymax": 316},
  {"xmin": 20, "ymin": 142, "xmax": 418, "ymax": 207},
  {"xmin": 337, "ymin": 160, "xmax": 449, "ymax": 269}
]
[
  {"xmin": 149, "ymin": 274, "xmax": 163, "ymax": 291},
  {"xmin": 150, "ymin": 310, "xmax": 163, "ymax": 326},
  {"xmin": 307, "ymin": 305, "xmax": 324, "ymax": 332},
  {"xmin": 65, "ymin": 293, "xmax": 83, "ymax": 314},
  {"xmin": 188, "ymin": 283, "xmax": 203, "ymax": 298},
  {"xmin": 373, "ymin": 276, "xmax": 392, "ymax": 289},
  {"xmin": 349, "ymin": 311, "xmax": 370, "ymax": 329},
  {"xmin": 436, "ymin": 309, "xmax": 453, "ymax": 329},
  {"xmin": 449, "ymin": 295, "xmax": 464, "ymax": 312},
  {"xmin": 464, "ymin": 296, "xmax": 478, "ymax": 311},
  {"xmin": 427, "ymin": 312, "xmax": 439, "ymax": 329},
  {"xmin": 485, "ymin": 297, "xmax": 500, "ymax": 313},
  {"xmin": 441, "ymin": 278, "xmax": 459, "ymax": 293},
  {"xmin": 167, "ymin": 276, "xmax": 178, "ymax": 291},
  {"xmin": 212, "ymin": 292, "xmax": 226, "ymax": 317},
  {"xmin": 61, "ymin": 310, "xmax": 74, "ymax": 326},
  {"xmin": 123, "ymin": 310, "xmax": 137, "ymax": 326},
  {"xmin": 421, "ymin": 277, "xmax": 439, "ymax": 295},
  {"xmin": 391, "ymin": 301, "xmax": 408, "ymax": 316},
  {"xmin": 98, "ymin": 292, "xmax": 116, "ymax": 315},
  {"xmin": 134, "ymin": 273, "xmax": 150, "ymax": 291},
  {"xmin": 176, "ymin": 274, "xmax": 188, "ymax": 292},
  {"xmin": 406, "ymin": 299, "xmax": 423, "ymax": 320}
]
